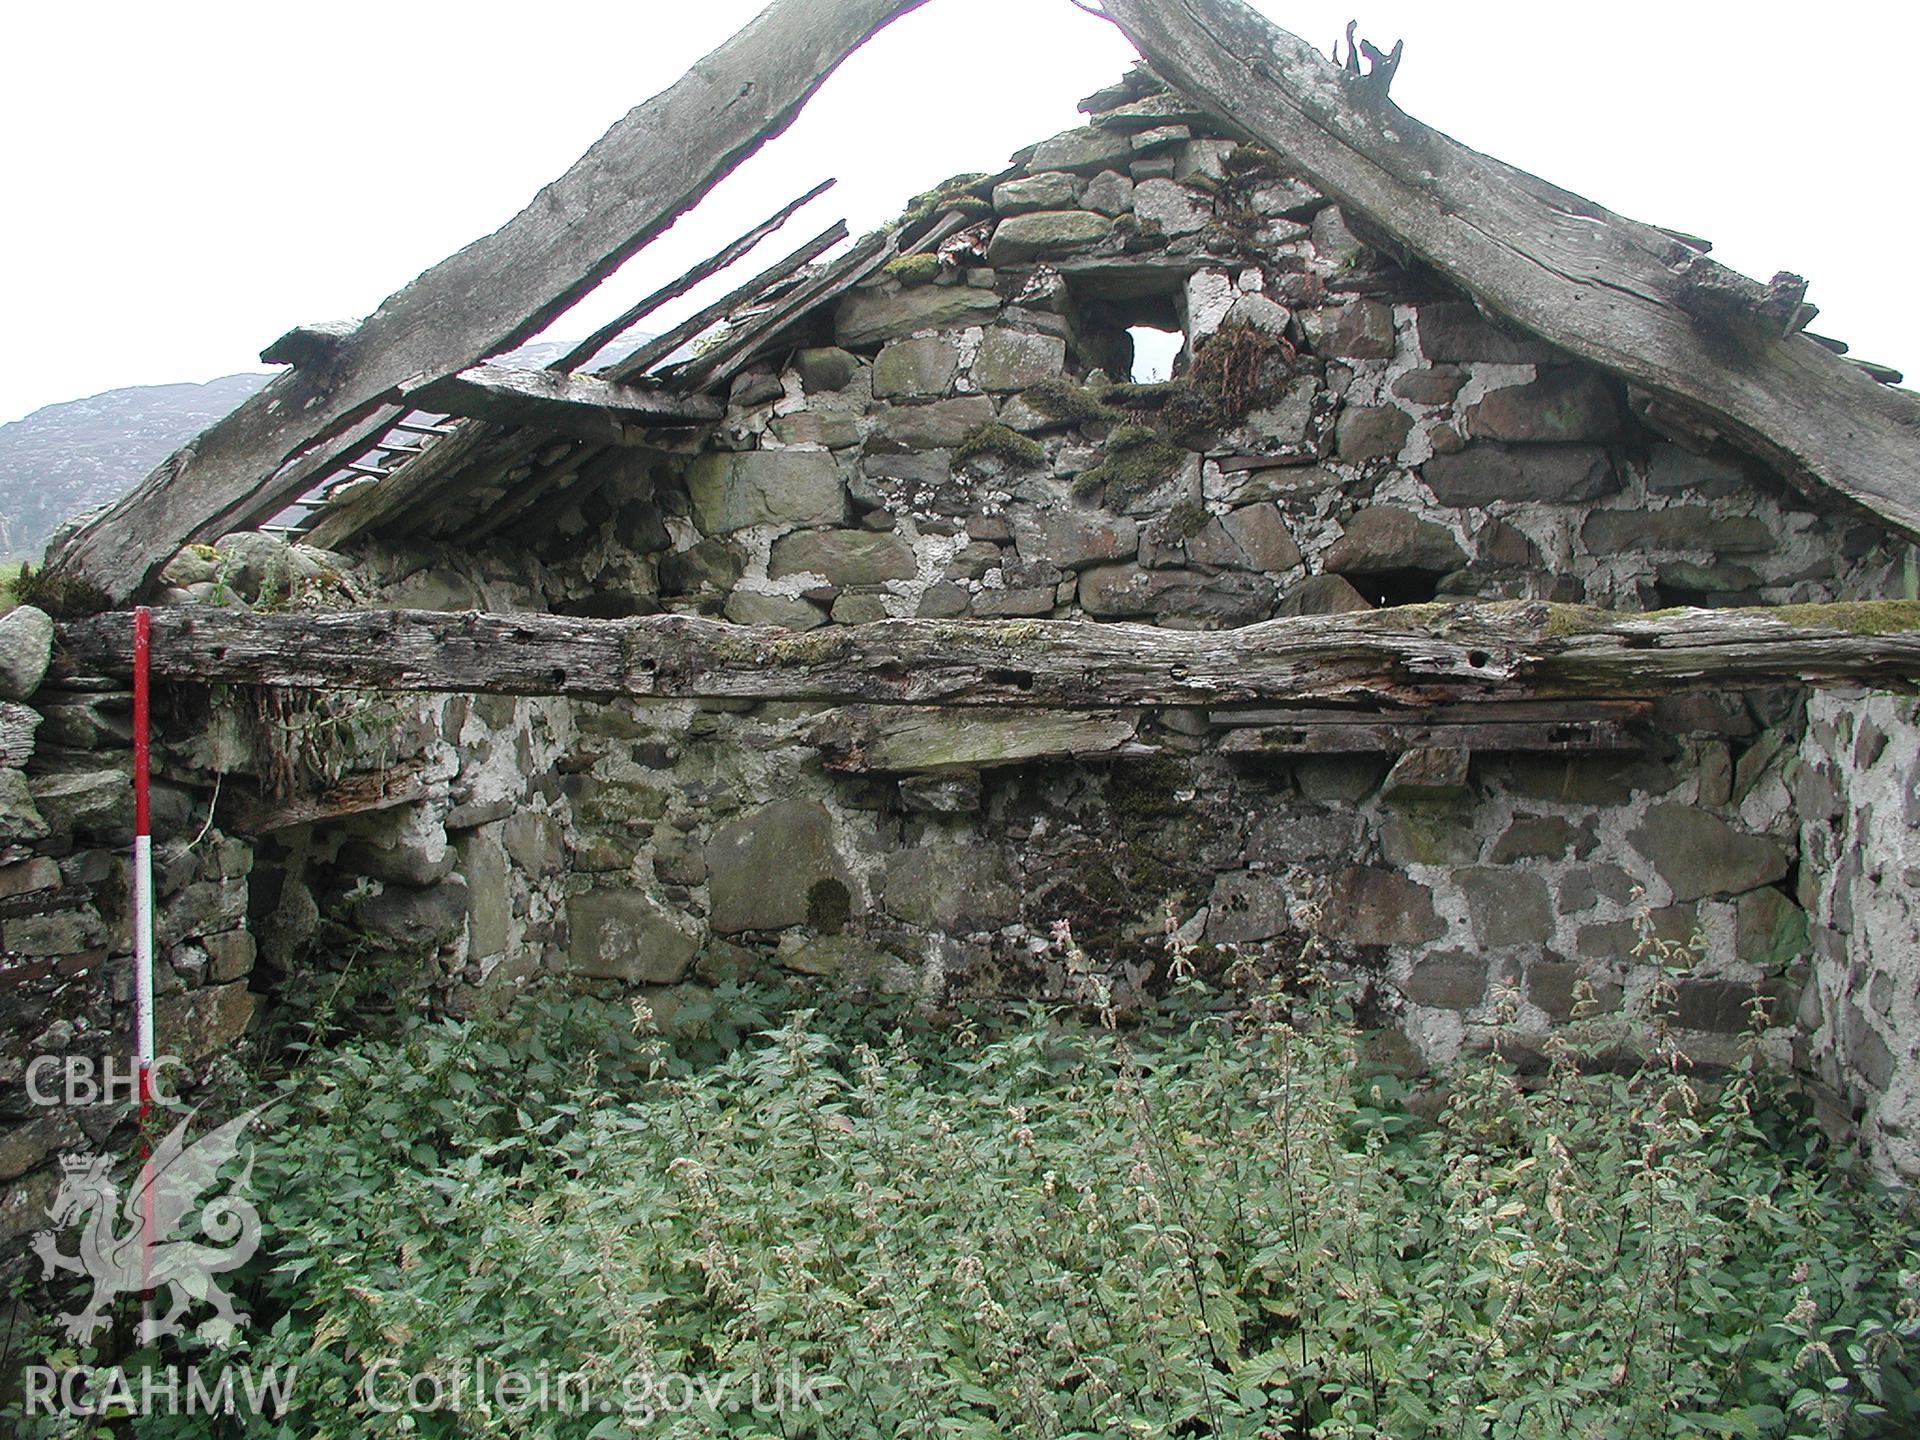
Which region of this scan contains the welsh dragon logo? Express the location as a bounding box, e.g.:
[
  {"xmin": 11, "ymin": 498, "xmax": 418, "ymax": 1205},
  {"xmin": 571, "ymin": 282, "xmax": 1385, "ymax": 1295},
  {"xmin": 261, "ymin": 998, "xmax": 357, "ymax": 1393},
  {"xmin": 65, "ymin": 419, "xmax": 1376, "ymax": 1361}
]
[{"xmin": 31, "ymin": 1105, "xmax": 265, "ymax": 1343}]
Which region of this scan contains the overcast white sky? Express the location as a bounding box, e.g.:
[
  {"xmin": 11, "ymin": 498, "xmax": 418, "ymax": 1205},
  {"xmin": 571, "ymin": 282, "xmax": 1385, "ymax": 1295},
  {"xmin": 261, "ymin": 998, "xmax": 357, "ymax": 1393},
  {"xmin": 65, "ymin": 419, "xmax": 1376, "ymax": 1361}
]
[{"xmin": 1, "ymin": 1, "xmax": 1915, "ymax": 426}]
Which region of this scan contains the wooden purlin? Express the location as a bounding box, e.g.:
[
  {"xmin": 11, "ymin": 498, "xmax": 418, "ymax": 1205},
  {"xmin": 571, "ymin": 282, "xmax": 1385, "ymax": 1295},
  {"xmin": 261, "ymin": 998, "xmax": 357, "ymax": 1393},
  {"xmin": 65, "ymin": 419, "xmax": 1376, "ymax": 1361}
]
[
  {"xmin": 55, "ymin": 602, "xmax": 1920, "ymax": 707},
  {"xmin": 1098, "ymin": 0, "xmax": 1920, "ymax": 542},
  {"xmin": 44, "ymin": 0, "xmax": 933, "ymax": 599}
]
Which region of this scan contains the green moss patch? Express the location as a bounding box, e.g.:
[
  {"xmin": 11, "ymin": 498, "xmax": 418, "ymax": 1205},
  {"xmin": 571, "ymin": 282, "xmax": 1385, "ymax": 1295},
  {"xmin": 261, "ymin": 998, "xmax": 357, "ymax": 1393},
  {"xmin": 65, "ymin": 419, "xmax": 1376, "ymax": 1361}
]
[
  {"xmin": 883, "ymin": 253, "xmax": 942, "ymax": 287},
  {"xmin": 1024, "ymin": 376, "xmax": 1119, "ymax": 426},
  {"xmin": 954, "ymin": 423, "xmax": 1048, "ymax": 470},
  {"xmin": 1072, "ymin": 423, "xmax": 1187, "ymax": 508},
  {"xmin": 1769, "ymin": 600, "xmax": 1920, "ymax": 635}
]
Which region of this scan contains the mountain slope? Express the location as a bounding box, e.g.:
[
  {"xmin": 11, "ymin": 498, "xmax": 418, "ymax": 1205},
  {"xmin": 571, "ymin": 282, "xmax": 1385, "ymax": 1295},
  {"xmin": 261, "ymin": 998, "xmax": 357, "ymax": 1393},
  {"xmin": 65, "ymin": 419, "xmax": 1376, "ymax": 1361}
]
[{"xmin": 0, "ymin": 373, "xmax": 272, "ymax": 560}]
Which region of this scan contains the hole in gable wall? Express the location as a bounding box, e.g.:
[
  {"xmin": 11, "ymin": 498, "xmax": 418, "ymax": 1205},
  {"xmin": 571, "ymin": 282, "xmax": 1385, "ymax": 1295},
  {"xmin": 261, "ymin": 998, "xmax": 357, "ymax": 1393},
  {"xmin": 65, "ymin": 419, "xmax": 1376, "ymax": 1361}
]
[{"xmin": 1128, "ymin": 326, "xmax": 1184, "ymax": 383}]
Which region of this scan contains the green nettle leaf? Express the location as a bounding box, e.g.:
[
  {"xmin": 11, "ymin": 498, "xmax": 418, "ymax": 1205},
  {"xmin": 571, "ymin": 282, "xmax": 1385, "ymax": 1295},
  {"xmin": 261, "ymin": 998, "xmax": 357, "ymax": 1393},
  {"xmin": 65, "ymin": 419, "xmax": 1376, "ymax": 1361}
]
[{"xmin": 7, "ymin": 981, "xmax": 1917, "ymax": 1440}]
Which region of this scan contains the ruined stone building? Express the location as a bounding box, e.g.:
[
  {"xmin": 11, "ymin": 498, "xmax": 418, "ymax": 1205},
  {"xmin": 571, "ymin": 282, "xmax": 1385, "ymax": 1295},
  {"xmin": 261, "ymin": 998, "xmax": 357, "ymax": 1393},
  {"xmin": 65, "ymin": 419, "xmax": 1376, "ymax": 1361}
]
[{"xmin": 4, "ymin": 0, "xmax": 1919, "ymax": 1237}]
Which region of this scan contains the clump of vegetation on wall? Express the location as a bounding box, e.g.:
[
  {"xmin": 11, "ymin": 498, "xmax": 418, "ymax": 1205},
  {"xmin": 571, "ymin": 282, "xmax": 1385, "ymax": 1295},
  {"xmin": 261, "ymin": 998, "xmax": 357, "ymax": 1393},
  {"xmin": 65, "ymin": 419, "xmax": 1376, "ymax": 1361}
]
[
  {"xmin": 954, "ymin": 422, "xmax": 1047, "ymax": 471},
  {"xmin": 6, "ymin": 561, "xmax": 111, "ymax": 618},
  {"xmin": 881, "ymin": 253, "xmax": 942, "ymax": 287},
  {"xmin": 1072, "ymin": 422, "xmax": 1187, "ymax": 507}
]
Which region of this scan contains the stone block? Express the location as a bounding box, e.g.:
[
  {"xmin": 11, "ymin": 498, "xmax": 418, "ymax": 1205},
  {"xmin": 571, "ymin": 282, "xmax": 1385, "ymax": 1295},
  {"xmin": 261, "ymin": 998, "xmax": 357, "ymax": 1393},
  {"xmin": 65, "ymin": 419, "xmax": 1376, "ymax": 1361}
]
[
  {"xmin": 872, "ymin": 395, "xmax": 997, "ymax": 451},
  {"xmin": 1628, "ymin": 804, "xmax": 1790, "ymax": 902},
  {"xmin": 883, "ymin": 846, "xmax": 1018, "ymax": 931},
  {"xmin": 1416, "ymin": 302, "xmax": 1561, "ymax": 364},
  {"xmin": 795, "ymin": 346, "xmax": 859, "ymax": 392},
  {"xmin": 566, "ymin": 891, "xmax": 697, "ymax": 985},
  {"xmin": 658, "ymin": 537, "xmax": 745, "ymax": 596},
  {"xmin": 1379, "ymin": 808, "xmax": 1479, "ymax": 866},
  {"xmin": 1276, "ymin": 574, "xmax": 1372, "ymax": 616},
  {"xmin": 155, "ymin": 982, "xmax": 256, "ymax": 1062},
  {"xmin": 1245, "ymin": 808, "xmax": 1364, "ymax": 867},
  {"xmin": 1326, "ymin": 867, "xmax": 1445, "ymax": 946},
  {"xmin": 1322, "ymin": 508, "xmax": 1466, "ymax": 576},
  {"xmin": 770, "ymin": 412, "xmax": 864, "ymax": 449},
  {"xmin": 1674, "ymin": 979, "xmax": 1782, "ymax": 1033},
  {"xmin": 1392, "ymin": 367, "xmax": 1468, "ymax": 406},
  {"xmin": 0, "ymin": 607, "xmax": 54, "ymax": 701},
  {"xmin": 1335, "ymin": 406, "xmax": 1414, "ymax": 462},
  {"xmin": 1010, "ymin": 504, "xmax": 1138, "ymax": 570},
  {"xmin": 1132, "ymin": 178, "xmax": 1211, "ymax": 236},
  {"xmin": 1422, "ymin": 444, "xmax": 1618, "ymax": 506},
  {"xmin": 1735, "ymin": 887, "xmax": 1810, "ymax": 970},
  {"xmin": 874, "ymin": 336, "xmax": 962, "ymax": 398},
  {"xmin": 723, "ymin": 592, "xmax": 828, "ymax": 630},
  {"xmin": 1382, "ymin": 747, "xmax": 1470, "ymax": 801},
  {"xmin": 769, "ymin": 530, "xmax": 916, "ymax": 588},
  {"xmin": 835, "ymin": 284, "xmax": 999, "ymax": 349},
  {"xmin": 359, "ymin": 878, "xmax": 468, "ymax": 951},
  {"xmin": 1206, "ymin": 870, "xmax": 1291, "ymax": 945},
  {"xmin": 1526, "ymin": 961, "xmax": 1622, "ymax": 1021},
  {"xmin": 974, "ymin": 329, "xmax": 1068, "ymax": 392},
  {"xmin": 1467, "ymin": 366, "xmax": 1622, "ymax": 443},
  {"xmin": 1028, "ymin": 125, "xmax": 1134, "ymax": 174},
  {"xmin": 1219, "ymin": 504, "xmax": 1302, "ymax": 573},
  {"xmin": 706, "ymin": 800, "xmax": 853, "ymax": 934},
  {"xmin": 994, "ymin": 171, "xmax": 1080, "ymax": 215},
  {"xmin": 1489, "ymin": 814, "xmax": 1590, "ymax": 864},
  {"xmin": 687, "ymin": 451, "xmax": 845, "ymax": 535},
  {"xmin": 203, "ymin": 929, "xmax": 256, "ymax": 983},
  {"xmin": 1582, "ymin": 508, "xmax": 1775, "ymax": 556},
  {"xmin": 1083, "ymin": 169, "xmax": 1135, "ymax": 216},
  {"xmin": 1301, "ymin": 300, "xmax": 1394, "ymax": 359},
  {"xmin": 987, "ymin": 211, "xmax": 1115, "ymax": 266},
  {"xmin": 971, "ymin": 588, "xmax": 1054, "ymax": 618},
  {"xmin": 1404, "ymin": 954, "xmax": 1487, "ymax": 1010},
  {"xmin": 1457, "ymin": 868, "xmax": 1554, "ymax": 947}
]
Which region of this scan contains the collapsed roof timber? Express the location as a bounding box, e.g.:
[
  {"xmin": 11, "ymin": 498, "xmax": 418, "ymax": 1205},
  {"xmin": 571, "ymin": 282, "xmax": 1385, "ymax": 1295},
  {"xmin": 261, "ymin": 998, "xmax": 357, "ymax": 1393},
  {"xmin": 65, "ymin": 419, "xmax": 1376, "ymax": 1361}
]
[{"xmin": 41, "ymin": 0, "xmax": 1920, "ymax": 710}]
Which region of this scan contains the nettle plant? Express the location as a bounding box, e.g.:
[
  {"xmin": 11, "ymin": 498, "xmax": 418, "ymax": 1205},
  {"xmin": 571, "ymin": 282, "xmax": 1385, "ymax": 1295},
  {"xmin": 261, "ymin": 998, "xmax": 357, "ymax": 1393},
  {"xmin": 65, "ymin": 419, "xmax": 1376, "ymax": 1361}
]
[{"xmin": 9, "ymin": 940, "xmax": 1918, "ymax": 1439}]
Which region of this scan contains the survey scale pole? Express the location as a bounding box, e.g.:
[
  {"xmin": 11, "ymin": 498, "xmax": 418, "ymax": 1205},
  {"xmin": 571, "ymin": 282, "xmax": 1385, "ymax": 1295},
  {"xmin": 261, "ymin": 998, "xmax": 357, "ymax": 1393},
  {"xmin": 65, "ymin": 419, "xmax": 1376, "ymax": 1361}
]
[{"xmin": 132, "ymin": 605, "xmax": 156, "ymax": 1300}]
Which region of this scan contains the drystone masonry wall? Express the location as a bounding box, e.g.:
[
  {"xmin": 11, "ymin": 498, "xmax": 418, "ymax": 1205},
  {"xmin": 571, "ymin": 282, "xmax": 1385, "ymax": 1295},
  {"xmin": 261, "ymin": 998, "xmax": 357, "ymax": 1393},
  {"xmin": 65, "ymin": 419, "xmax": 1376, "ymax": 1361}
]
[{"xmin": 0, "ymin": 604, "xmax": 256, "ymax": 1247}]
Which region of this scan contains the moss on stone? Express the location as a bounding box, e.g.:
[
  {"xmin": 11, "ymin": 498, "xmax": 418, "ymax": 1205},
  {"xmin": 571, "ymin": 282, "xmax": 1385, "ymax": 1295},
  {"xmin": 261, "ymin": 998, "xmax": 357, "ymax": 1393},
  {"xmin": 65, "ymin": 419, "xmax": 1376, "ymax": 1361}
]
[
  {"xmin": 899, "ymin": 173, "xmax": 993, "ymax": 227},
  {"xmin": 1222, "ymin": 143, "xmax": 1289, "ymax": 184},
  {"xmin": 806, "ymin": 877, "xmax": 852, "ymax": 933},
  {"xmin": 1072, "ymin": 423, "xmax": 1187, "ymax": 508},
  {"xmin": 1105, "ymin": 380, "xmax": 1187, "ymax": 411},
  {"xmin": 1024, "ymin": 376, "xmax": 1119, "ymax": 426},
  {"xmin": 883, "ymin": 253, "xmax": 942, "ymax": 287},
  {"xmin": 954, "ymin": 423, "xmax": 1048, "ymax": 470},
  {"xmin": 1157, "ymin": 500, "xmax": 1211, "ymax": 543}
]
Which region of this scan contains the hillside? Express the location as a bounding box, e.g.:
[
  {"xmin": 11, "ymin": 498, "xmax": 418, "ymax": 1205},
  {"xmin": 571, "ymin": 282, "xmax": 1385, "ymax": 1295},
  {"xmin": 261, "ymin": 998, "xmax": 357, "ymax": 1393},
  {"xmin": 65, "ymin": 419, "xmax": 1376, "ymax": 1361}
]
[{"xmin": 0, "ymin": 373, "xmax": 272, "ymax": 560}]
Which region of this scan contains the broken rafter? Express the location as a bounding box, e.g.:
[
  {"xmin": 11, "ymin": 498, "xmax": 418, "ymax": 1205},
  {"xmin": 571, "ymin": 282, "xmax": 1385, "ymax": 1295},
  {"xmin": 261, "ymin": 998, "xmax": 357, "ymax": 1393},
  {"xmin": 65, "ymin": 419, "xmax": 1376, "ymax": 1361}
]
[
  {"xmin": 56, "ymin": 602, "xmax": 1920, "ymax": 706},
  {"xmin": 605, "ymin": 221, "xmax": 852, "ymax": 382},
  {"xmin": 555, "ymin": 178, "xmax": 837, "ymax": 374},
  {"xmin": 1097, "ymin": 0, "xmax": 1920, "ymax": 541},
  {"xmin": 45, "ymin": 0, "xmax": 933, "ymax": 599},
  {"xmin": 404, "ymin": 366, "xmax": 722, "ymax": 444},
  {"xmin": 665, "ymin": 229, "xmax": 895, "ymax": 393}
]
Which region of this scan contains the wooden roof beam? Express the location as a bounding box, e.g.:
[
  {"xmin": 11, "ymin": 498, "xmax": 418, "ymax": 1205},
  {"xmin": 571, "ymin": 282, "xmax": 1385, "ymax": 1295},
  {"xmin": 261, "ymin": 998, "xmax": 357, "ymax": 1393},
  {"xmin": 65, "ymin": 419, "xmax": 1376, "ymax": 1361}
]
[
  {"xmin": 44, "ymin": 0, "xmax": 932, "ymax": 600},
  {"xmin": 404, "ymin": 366, "xmax": 722, "ymax": 443},
  {"xmin": 55, "ymin": 601, "xmax": 1920, "ymax": 707},
  {"xmin": 1098, "ymin": 0, "xmax": 1920, "ymax": 542}
]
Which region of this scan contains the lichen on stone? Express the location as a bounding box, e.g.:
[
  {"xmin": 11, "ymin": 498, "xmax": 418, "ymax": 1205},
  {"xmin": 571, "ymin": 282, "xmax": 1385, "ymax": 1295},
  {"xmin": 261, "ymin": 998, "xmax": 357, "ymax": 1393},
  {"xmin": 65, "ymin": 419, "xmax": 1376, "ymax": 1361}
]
[{"xmin": 899, "ymin": 173, "xmax": 994, "ymax": 228}]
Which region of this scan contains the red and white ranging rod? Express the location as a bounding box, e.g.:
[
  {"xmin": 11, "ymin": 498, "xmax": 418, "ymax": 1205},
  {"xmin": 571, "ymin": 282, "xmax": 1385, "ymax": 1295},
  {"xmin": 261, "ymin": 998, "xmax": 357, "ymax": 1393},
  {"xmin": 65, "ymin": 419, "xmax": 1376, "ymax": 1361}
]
[{"xmin": 132, "ymin": 605, "xmax": 156, "ymax": 1290}]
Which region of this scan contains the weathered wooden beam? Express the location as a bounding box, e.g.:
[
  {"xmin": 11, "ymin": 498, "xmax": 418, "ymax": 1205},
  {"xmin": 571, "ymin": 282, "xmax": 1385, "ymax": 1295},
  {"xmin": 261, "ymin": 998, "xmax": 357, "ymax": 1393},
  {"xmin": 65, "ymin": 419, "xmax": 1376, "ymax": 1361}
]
[
  {"xmin": 605, "ymin": 221, "xmax": 851, "ymax": 382},
  {"xmin": 302, "ymin": 424, "xmax": 526, "ymax": 551},
  {"xmin": 404, "ymin": 366, "xmax": 722, "ymax": 443},
  {"xmin": 223, "ymin": 760, "xmax": 433, "ymax": 835},
  {"xmin": 1098, "ymin": 0, "xmax": 1920, "ymax": 542},
  {"xmin": 556, "ymin": 177, "xmax": 837, "ymax": 374},
  {"xmin": 810, "ymin": 707, "xmax": 1149, "ymax": 772},
  {"xmin": 55, "ymin": 602, "xmax": 1920, "ymax": 707},
  {"xmin": 665, "ymin": 230, "xmax": 894, "ymax": 392},
  {"xmin": 1216, "ymin": 702, "xmax": 1649, "ymax": 755},
  {"xmin": 43, "ymin": 0, "xmax": 932, "ymax": 599}
]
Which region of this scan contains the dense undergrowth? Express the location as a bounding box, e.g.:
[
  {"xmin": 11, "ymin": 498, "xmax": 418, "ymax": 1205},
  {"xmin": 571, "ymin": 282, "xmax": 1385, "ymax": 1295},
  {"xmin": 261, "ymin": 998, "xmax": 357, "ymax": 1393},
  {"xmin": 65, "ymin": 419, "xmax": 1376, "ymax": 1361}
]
[{"xmin": 7, "ymin": 973, "xmax": 1918, "ymax": 1439}]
